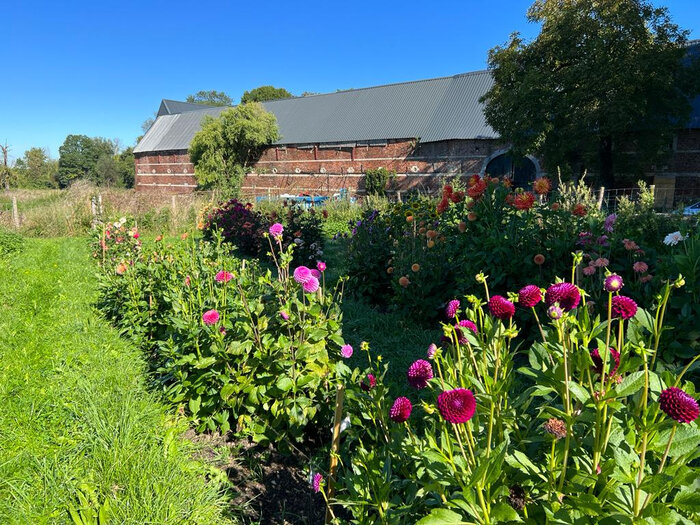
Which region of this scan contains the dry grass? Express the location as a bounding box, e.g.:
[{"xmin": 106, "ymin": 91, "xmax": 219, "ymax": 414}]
[{"xmin": 0, "ymin": 182, "xmax": 215, "ymax": 237}]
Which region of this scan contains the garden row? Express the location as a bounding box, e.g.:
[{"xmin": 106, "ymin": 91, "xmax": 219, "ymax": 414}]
[{"xmin": 95, "ymin": 175, "xmax": 700, "ymax": 524}]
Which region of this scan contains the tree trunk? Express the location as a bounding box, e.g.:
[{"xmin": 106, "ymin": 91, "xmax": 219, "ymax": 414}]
[{"xmin": 599, "ymin": 136, "xmax": 614, "ymax": 188}]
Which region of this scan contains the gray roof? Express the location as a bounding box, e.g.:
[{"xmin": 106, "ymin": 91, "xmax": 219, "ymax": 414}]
[
  {"xmin": 134, "ymin": 71, "xmax": 497, "ymax": 153},
  {"xmin": 157, "ymin": 99, "xmax": 217, "ymax": 116}
]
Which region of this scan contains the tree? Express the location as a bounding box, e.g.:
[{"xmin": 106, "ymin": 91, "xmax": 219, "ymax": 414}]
[
  {"xmin": 481, "ymin": 0, "xmax": 700, "ymax": 186},
  {"xmin": 189, "ymin": 103, "xmax": 280, "ymax": 195},
  {"xmin": 0, "ymin": 142, "xmax": 10, "ymax": 190},
  {"xmin": 186, "ymin": 90, "xmax": 233, "ymax": 107},
  {"xmin": 57, "ymin": 135, "xmax": 115, "ymax": 187},
  {"xmin": 240, "ymin": 86, "xmax": 293, "ymax": 104},
  {"xmin": 13, "ymin": 147, "xmax": 58, "ymax": 188}
]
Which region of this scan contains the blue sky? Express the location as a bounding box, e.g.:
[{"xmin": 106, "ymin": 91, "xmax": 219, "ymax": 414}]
[{"xmin": 2, "ymin": 0, "xmax": 698, "ymax": 162}]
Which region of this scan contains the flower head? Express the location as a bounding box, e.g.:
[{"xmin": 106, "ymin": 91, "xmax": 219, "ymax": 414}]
[
  {"xmin": 269, "ymin": 222, "xmax": 284, "ymax": 238},
  {"xmin": 407, "ymin": 359, "xmax": 433, "ymax": 389},
  {"xmin": 185, "ymin": 275, "xmax": 191, "ymax": 287},
  {"xmin": 659, "ymin": 387, "xmax": 699, "ymax": 423},
  {"xmin": 533, "ymin": 177, "xmax": 551, "ymax": 195},
  {"xmin": 437, "ymin": 388, "xmax": 476, "ymax": 424},
  {"xmin": 445, "ymin": 299, "xmax": 460, "ymax": 319},
  {"xmin": 310, "ymin": 269, "xmax": 321, "ymax": 279},
  {"xmin": 303, "ymin": 276, "xmax": 320, "ymax": 293},
  {"xmin": 513, "ymin": 192, "xmax": 536, "ymax": 210},
  {"xmin": 663, "ymin": 231, "xmax": 686, "ymax": 246},
  {"xmin": 215, "ymin": 270, "xmax": 233, "ymax": 283},
  {"xmin": 604, "ymin": 214, "xmax": 617, "ymax": 233},
  {"xmin": 316, "ymin": 261, "xmax": 326, "ymax": 272},
  {"xmin": 341, "ymin": 344, "xmax": 353, "ymax": 358},
  {"xmin": 590, "ymin": 347, "xmax": 620, "ymax": 376},
  {"xmin": 533, "ymin": 254, "xmax": 545, "ymax": 265},
  {"xmin": 583, "ymin": 265, "xmax": 596, "ymax": 276},
  {"xmin": 202, "ymin": 309, "xmax": 220, "ymax": 325},
  {"xmin": 633, "ymin": 261, "xmax": 649, "ymax": 274},
  {"xmin": 604, "ymin": 274, "xmax": 624, "ymax": 293},
  {"xmin": 543, "ymin": 418, "xmax": 567, "ymax": 439},
  {"xmin": 572, "ymin": 203, "xmax": 587, "ymax": 217},
  {"xmin": 518, "ymin": 285, "xmax": 542, "ymax": 308},
  {"xmin": 360, "ymin": 373, "xmax": 377, "ymax": 392},
  {"xmin": 547, "ymin": 305, "xmax": 563, "ymax": 320},
  {"xmin": 593, "ymin": 257, "xmax": 609, "ymax": 268},
  {"xmin": 611, "ymin": 295, "xmax": 637, "ymax": 320},
  {"xmin": 293, "ymin": 266, "xmax": 313, "ymax": 284},
  {"xmin": 545, "ymin": 282, "xmax": 580, "ymax": 311},
  {"xmin": 279, "ymin": 310, "xmax": 290, "ymax": 321},
  {"xmin": 426, "ymin": 343, "xmax": 437, "ymax": 359},
  {"xmin": 312, "ymin": 473, "xmax": 323, "ymax": 493},
  {"xmin": 488, "ymin": 295, "xmax": 515, "ymax": 320},
  {"xmin": 389, "ymin": 397, "xmax": 412, "ymax": 423},
  {"xmin": 115, "ymin": 262, "xmax": 127, "ymax": 275}
]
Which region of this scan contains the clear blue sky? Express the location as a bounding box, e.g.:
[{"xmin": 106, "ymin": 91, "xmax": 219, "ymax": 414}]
[{"xmin": 2, "ymin": 0, "xmax": 698, "ymax": 163}]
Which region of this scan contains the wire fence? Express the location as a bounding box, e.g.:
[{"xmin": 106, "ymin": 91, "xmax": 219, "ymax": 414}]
[{"xmin": 600, "ymin": 185, "xmax": 700, "ymax": 212}]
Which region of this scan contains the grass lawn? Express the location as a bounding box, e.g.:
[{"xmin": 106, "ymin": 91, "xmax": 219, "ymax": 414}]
[{"xmin": 0, "ymin": 238, "xmax": 232, "ymax": 524}]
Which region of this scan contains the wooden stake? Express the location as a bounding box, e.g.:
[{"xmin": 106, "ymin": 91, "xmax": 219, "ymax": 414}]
[
  {"xmin": 325, "ymin": 384, "xmax": 345, "ymax": 524},
  {"xmin": 11, "ymin": 195, "xmax": 19, "ymax": 229},
  {"xmin": 597, "ymin": 186, "xmax": 605, "ymax": 210}
]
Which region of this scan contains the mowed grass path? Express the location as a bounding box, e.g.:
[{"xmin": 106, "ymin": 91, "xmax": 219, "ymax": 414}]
[{"xmin": 0, "ymin": 238, "xmax": 231, "ymax": 524}]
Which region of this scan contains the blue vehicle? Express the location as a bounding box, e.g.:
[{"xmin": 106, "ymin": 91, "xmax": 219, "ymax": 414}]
[{"xmin": 683, "ymin": 201, "xmax": 700, "ymax": 216}]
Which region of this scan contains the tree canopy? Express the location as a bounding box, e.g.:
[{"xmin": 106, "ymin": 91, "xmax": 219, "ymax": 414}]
[
  {"xmin": 13, "ymin": 147, "xmax": 58, "ymax": 188},
  {"xmin": 481, "ymin": 0, "xmax": 700, "ymax": 186},
  {"xmin": 57, "ymin": 135, "xmax": 133, "ymax": 188},
  {"xmin": 186, "ymin": 90, "xmax": 233, "ymax": 107},
  {"xmin": 189, "ymin": 103, "xmax": 280, "ymax": 196},
  {"xmin": 240, "ymin": 86, "xmax": 293, "ymax": 104}
]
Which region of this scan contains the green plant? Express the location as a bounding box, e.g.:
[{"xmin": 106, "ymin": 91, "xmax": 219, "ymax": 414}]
[
  {"xmin": 364, "ymin": 167, "xmax": 396, "ymax": 196},
  {"xmin": 0, "ymin": 227, "xmax": 23, "ymax": 257},
  {"xmin": 201, "ymin": 198, "xmax": 267, "ymax": 256}
]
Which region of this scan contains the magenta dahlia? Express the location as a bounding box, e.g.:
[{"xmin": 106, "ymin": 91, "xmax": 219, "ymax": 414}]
[
  {"xmin": 341, "ymin": 344, "xmax": 353, "ymax": 358},
  {"xmin": 426, "ymin": 343, "xmax": 437, "ymax": 359},
  {"xmin": 310, "ymin": 269, "xmax": 321, "ymax": 279},
  {"xmin": 659, "ymin": 387, "xmax": 699, "ymax": 424},
  {"xmin": 445, "ymin": 299, "xmax": 460, "ymax": 319},
  {"xmin": 611, "ymin": 296, "xmax": 637, "ymax": 320},
  {"xmin": 316, "ymin": 261, "xmax": 326, "ymax": 272},
  {"xmin": 202, "ymin": 309, "xmax": 220, "ymax": 325},
  {"xmin": 215, "ymin": 270, "xmax": 233, "ymax": 283},
  {"xmin": 407, "ymin": 359, "xmax": 433, "ymax": 389},
  {"xmin": 269, "ymin": 222, "xmax": 284, "ymax": 238},
  {"xmin": 312, "ymin": 473, "xmax": 323, "ymax": 493},
  {"xmin": 360, "ymin": 373, "xmax": 377, "ymax": 391},
  {"xmin": 590, "ymin": 347, "xmax": 620, "ymax": 376},
  {"xmin": 547, "ymin": 305, "xmax": 563, "ymax": 320},
  {"xmin": 279, "ymin": 310, "xmax": 290, "ymax": 320},
  {"xmin": 488, "ymin": 295, "xmax": 515, "ymax": 320},
  {"xmin": 303, "ymin": 276, "xmax": 320, "ymax": 293},
  {"xmin": 293, "ymin": 266, "xmax": 313, "ymax": 284},
  {"xmin": 518, "ymin": 285, "xmax": 542, "ymax": 308},
  {"xmin": 437, "ymin": 388, "xmax": 476, "ymax": 424},
  {"xmin": 604, "ymin": 274, "xmax": 624, "ymax": 293},
  {"xmin": 545, "ymin": 282, "xmax": 581, "ymax": 311},
  {"xmin": 389, "ymin": 397, "xmax": 412, "ymax": 423}
]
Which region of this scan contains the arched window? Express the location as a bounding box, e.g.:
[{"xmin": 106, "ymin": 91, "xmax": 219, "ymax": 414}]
[{"xmin": 485, "ymin": 153, "xmax": 537, "ymax": 188}]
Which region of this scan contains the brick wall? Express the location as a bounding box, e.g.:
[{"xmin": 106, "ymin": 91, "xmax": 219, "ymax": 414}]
[{"xmin": 134, "ymin": 150, "xmax": 197, "ymax": 193}]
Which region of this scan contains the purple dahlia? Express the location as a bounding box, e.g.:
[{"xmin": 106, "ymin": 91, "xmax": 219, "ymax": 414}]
[
  {"xmin": 437, "ymin": 388, "xmax": 476, "ymax": 424},
  {"xmin": 389, "ymin": 397, "xmax": 412, "ymax": 423},
  {"xmin": 611, "ymin": 296, "xmax": 637, "ymax": 320},
  {"xmin": 604, "ymin": 274, "xmax": 624, "ymax": 293},
  {"xmin": 407, "ymin": 359, "xmax": 433, "ymax": 389},
  {"xmin": 545, "ymin": 282, "xmax": 581, "ymax": 311},
  {"xmin": 659, "ymin": 387, "xmax": 699, "ymax": 424},
  {"xmin": 488, "ymin": 295, "xmax": 515, "ymax": 320},
  {"xmin": 293, "ymin": 266, "xmax": 313, "ymax": 284},
  {"xmin": 445, "ymin": 299, "xmax": 460, "ymax": 319},
  {"xmin": 518, "ymin": 285, "xmax": 542, "ymax": 308}
]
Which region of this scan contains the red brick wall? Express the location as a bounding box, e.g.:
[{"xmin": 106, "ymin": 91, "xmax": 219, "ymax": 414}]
[{"xmin": 134, "ymin": 150, "xmax": 197, "ymax": 193}]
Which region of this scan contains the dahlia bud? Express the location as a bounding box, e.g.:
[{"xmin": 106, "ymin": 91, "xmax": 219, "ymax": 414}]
[
  {"xmin": 548, "ymin": 305, "xmax": 563, "ymax": 320},
  {"xmin": 604, "ymin": 274, "xmax": 624, "ymax": 293}
]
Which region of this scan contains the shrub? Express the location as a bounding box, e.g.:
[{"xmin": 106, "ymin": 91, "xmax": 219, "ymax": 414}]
[
  {"xmin": 363, "ymin": 167, "xmax": 396, "ymax": 197},
  {"xmin": 201, "ymin": 198, "xmax": 267, "ymax": 256}
]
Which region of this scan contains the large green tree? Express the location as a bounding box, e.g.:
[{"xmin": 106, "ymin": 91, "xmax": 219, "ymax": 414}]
[
  {"xmin": 186, "ymin": 90, "xmax": 233, "ymax": 107},
  {"xmin": 240, "ymin": 86, "xmax": 293, "ymax": 104},
  {"xmin": 481, "ymin": 0, "xmax": 700, "ymax": 186},
  {"xmin": 13, "ymin": 147, "xmax": 58, "ymax": 188},
  {"xmin": 189, "ymin": 103, "xmax": 279, "ymax": 195},
  {"xmin": 57, "ymin": 135, "xmax": 115, "ymax": 187}
]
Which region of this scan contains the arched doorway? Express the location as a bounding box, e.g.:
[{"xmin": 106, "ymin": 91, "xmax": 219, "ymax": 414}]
[{"xmin": 484, "ymin": 152, "xmax": 537, "ymax": 188}]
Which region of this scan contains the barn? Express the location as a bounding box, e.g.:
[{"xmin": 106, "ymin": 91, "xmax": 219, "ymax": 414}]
[{"xmin": 134, "ymin": 63, "xmax": 700, "ymax": 199}]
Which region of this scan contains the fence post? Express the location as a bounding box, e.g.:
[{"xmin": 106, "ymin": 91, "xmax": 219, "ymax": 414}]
[
  {"xmin": 98, "ymin": 194, "xmax": 103, "ymax": 216},
  {"xmin": 11, "ymin": 196, "xmax": 20, "ymax": 229},
  {"xmin": 597, "ymin": 187, "xmax": 605, "ymax": 210},
  {"xmin": 171, "ymin": 195, "xmax": 177, "ymax": 228},
  {"xmin": 396, "ymin": 191, "xmax": 402, "ymax": 203}
]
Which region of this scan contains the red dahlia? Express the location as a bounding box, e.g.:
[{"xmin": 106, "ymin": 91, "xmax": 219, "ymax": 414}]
[
  {"xmin": 545, "ymin": 282, "xmax": 581, "ymax": 311},
  {"xmin": 407, "ymin": 359, "xmax": 433, "ymax": 389},
  {"xmin": 518, "ymin": 285, "xmax": 542, "ymax": 307},
  {"xmin": 445, "ymin": 299, "xmax": 460, "ymax": 319},
  {"xmin": 360, "ymin": 373, "xmax": 377, "ymax": 392},
  {"xmin": 437, "ymin": 388, "xmax": 476, "ymax": 424},
  {"xmin": 611, "ymin": 296, "xmax": 637, "ymax": 320},
  {"xmin": 590, "ymin": 347, "xmax": 620, "ymax": 376},
  {"xmin": 488, "ymin": 295, "xmax": 515, "ymax": 320},
  {"xmin": 513, "ymin": 192, "xmax": 536, "ymax": 211},
  {"xmin": 389, "ymin": 397, "xmax": 412, "ymax": 423},
  {"xmin": 659, "ymin": 387, "xmax": 699, "ymax": 424}
]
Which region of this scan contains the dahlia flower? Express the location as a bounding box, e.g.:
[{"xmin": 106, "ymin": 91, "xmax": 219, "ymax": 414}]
[
  {"xmin": 543, "ymin": 418, "xmax": 567, "ymax": 439},
  {"xmin": 269, "ymin": 223, "xmax": 284, "ymax": 238},
  {"xmin": 633, "ymin": 261, "xmax": 648, "ymax": 274},
  {"xmin": 310, "ymin": 269, "xmax": 321, "ymax": 279},
  {"xmin": 279, "ymin": 310, "xmax": 290, "ymax": 320},
  {"xmin": 659, "ymin": 387, "xmax": 699, "ymax": 423},
  {"xmin": 533, "ymin": 177, "xmax": 551, "ymax": 195},
  {"xmin": 341, "ymin": 344, "xmax": 353, "ymax": 358},
  {"xmin": 389, "ymin": 397, "xmax": 412, "ymax": 423},
  {"xmin": 360, "ymin": 373, "xmax": 377, "ymax": 391},
  {"xmin": 533, "ymin": 254, "xmax": 545, "ymax": 265},
  {"xmin": 426, "ymin": 343, "xmax": 437, "ymax": 359},
  {"xmin": 518, "ymin": 285, "xmax": 542, "ymax": 307},
  {"xmin": 583, "ymin": 265, "xmax": 596, "ymax": 276},
  {"xmin": 445, "ymin": 299, "xmax": 460, "ymax": 319},
  {"xmin": 437, "ymin": 388, "xmax": 476, "ymax": 424},
  {"xmin": 407, "ymin": 359, "xmax": 433, "ymax": 389},
  {"xmin": 215, "ymin": 270, "xmax": 233, "ymax": 283},
  {"xmin": 303, "ymin": 276, "xmax": 320, "ymax": 293},
  {"xmin": 572, "ymin": 203, "xmax": 587, "ymax": 217},
  {"xmin": 547, "ymin": 305, "xmax": 563, "ymax": 320},
  {"xmin": 513, "ymin": 192, "xmax": 536, "ymax": 211},
  {"xmin": 545, "ymin": 282, "xmax": 580, "ymax": 311},
  {"xmin": 663, "ymin": 231, "xmax": 687, "ymax": 246},
  {"xmin": 604, "ymin": 274, "xmax": 624, "ymax": 293},
  {"xmin": 312, "ymin": 473, "xmax": 323, "ymax": 493},
  {"xmin": 611, "ymin": 296, "xmax": 637, "ymax": 320},
  {"xmin": 316, "ymin": 261, "xmax": 326, "ymax": 272},
  {"xmin": 590, "ymin": 347, "xmax": 620, "ymax": 376},
  {"xmin": 293, "ymin": 266, "xmax": 313, "ymax": 284},
  {"xmin": 488, "ymin": 295, "xmax": 515, "ymax": 320},
  {"xmin": 202, "ymin": 309, "xmax": 220, "ymax": 325}
]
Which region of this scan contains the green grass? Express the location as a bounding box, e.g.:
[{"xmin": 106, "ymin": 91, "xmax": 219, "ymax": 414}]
[{"xmin": 0, "ymin": 238, "xmax": 233, "ymax": 524}]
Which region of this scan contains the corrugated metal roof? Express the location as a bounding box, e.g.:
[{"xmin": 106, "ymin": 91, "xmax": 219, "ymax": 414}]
[
  {"xmin": 157, "ymin": 99, "xmax": 218, "ymax": 117},
  {"xmin": 134, "ymin": 71, "xmax": 497, "ymax": 153}
]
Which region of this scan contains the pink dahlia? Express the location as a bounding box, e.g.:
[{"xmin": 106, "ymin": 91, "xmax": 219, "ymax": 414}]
[
  {"xmin": 611, "ymin": 296, "xmax": 637, "ymax": 320},
  {"xmin": 341, "ymin": 344, "xmax": 353, "ymax": 358},
  {"xmin": 437, "ymin": 388, "xmax": 476, "ymax": 424},
  {"xmin": 293, "ymin": 266, "xmax": 313, "ymax": 284},
  {"xmin": 590, "ymin": 347, "xmax": 620, "ymax": 376},
  {"xmin": 659, "ymin": 387, "xmax": 699, "ymax": 424},
  {"xmin": 310, "ymin": 269, "xmax": 321, "ymax": 279},
  {"xmin": 445, "ymin": 299, "xmax": 460, "ymax": 319},
  {"xmin": 426, "ymin": 343, "xmax": 437, "ymax": 359},
  {"xmin": 215, "ymin": 270, "xmax": 233, "ymax": 283},
  {"xmin": 518, "ymin": 285, "xmax": 542, "ymax": 308},
  {"xmin": 312, "ymin": 473, "xmax": 323, "ymax": 493},
  {"xmin": 360, "ymin": 373, "xmax": 377, "ymax": 391},
  {"xmin": 633, "ymin": 261, "xmax": 649, "ymax": 274},
  {"xmin": 545, "ymin": 282, "xmax": 581, "ymax": 311},
  {"xmin": 547, "ymin": 305, "xmax": 563, "ymax": 320},
  {"xmin": 269, "ymin": 222, "xmax": 284, "ymax": 238},
  {"xmin": 316, "ymin": 261, "xmax": 326, "ymax": 272},
  {"xmin": 407, "ymin": 359, "xmax": 433, "ymax": 389},
  {"xmin": 202, "ymin": 309, "xmax": 220, "ymax": 325},
  {"xmin": 488, "ymin": 295, "xmax": 515, "ymax": 320},
  {"xmin": 279, "ymin": 310, "xmax": 290, "ymax": 320},
  {"xmin": 604, "ymin": 274, "xmax": 624, "ymax": 293},
  {"xmin": 303, "ymin": 276, "xmax": 320, "ymax": 293},
  {"xmin": 389, "ymin": 397, "xmax": 412, "ymax": 423},
  {"xmin": 583, "ymin": 265, "xmax": 596, "ymax": 276},
  {"xmin": 453, "ymin": 320, "xmax": 478, "ymax": 344}
]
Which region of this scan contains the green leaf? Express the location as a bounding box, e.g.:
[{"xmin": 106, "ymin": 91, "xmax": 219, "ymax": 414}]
[
  {"xmin": 490, "ymin": 502, "xmax": 521, "ymax": 522},
  {"xmin": 275, "ymin": 377, "xmax": 293, "ymax": 392},
  {"xmin": 220, "ymin": 384, "xmax": 235, "ymax": 401},
  {"xmin": 568, "ymin": 382, "xmax": 591, "ymax": 404},
  {"xmin": 650, "ymin": 425, "xmax": 700, "ymax": 458},
  {"xmin": 614, "ymin": 371, "xmax": 646, "ymax": 397},
  {"xmin": 188, "ymin": 396, "xmax": 201, "ymax": 415},
  {"xmin": 673, "ymin": 490, "xmax": 700, "ymax": 513},
  {"xmin": 416, "ymin": 508, "xmax": 465, "ymax": 524}
]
